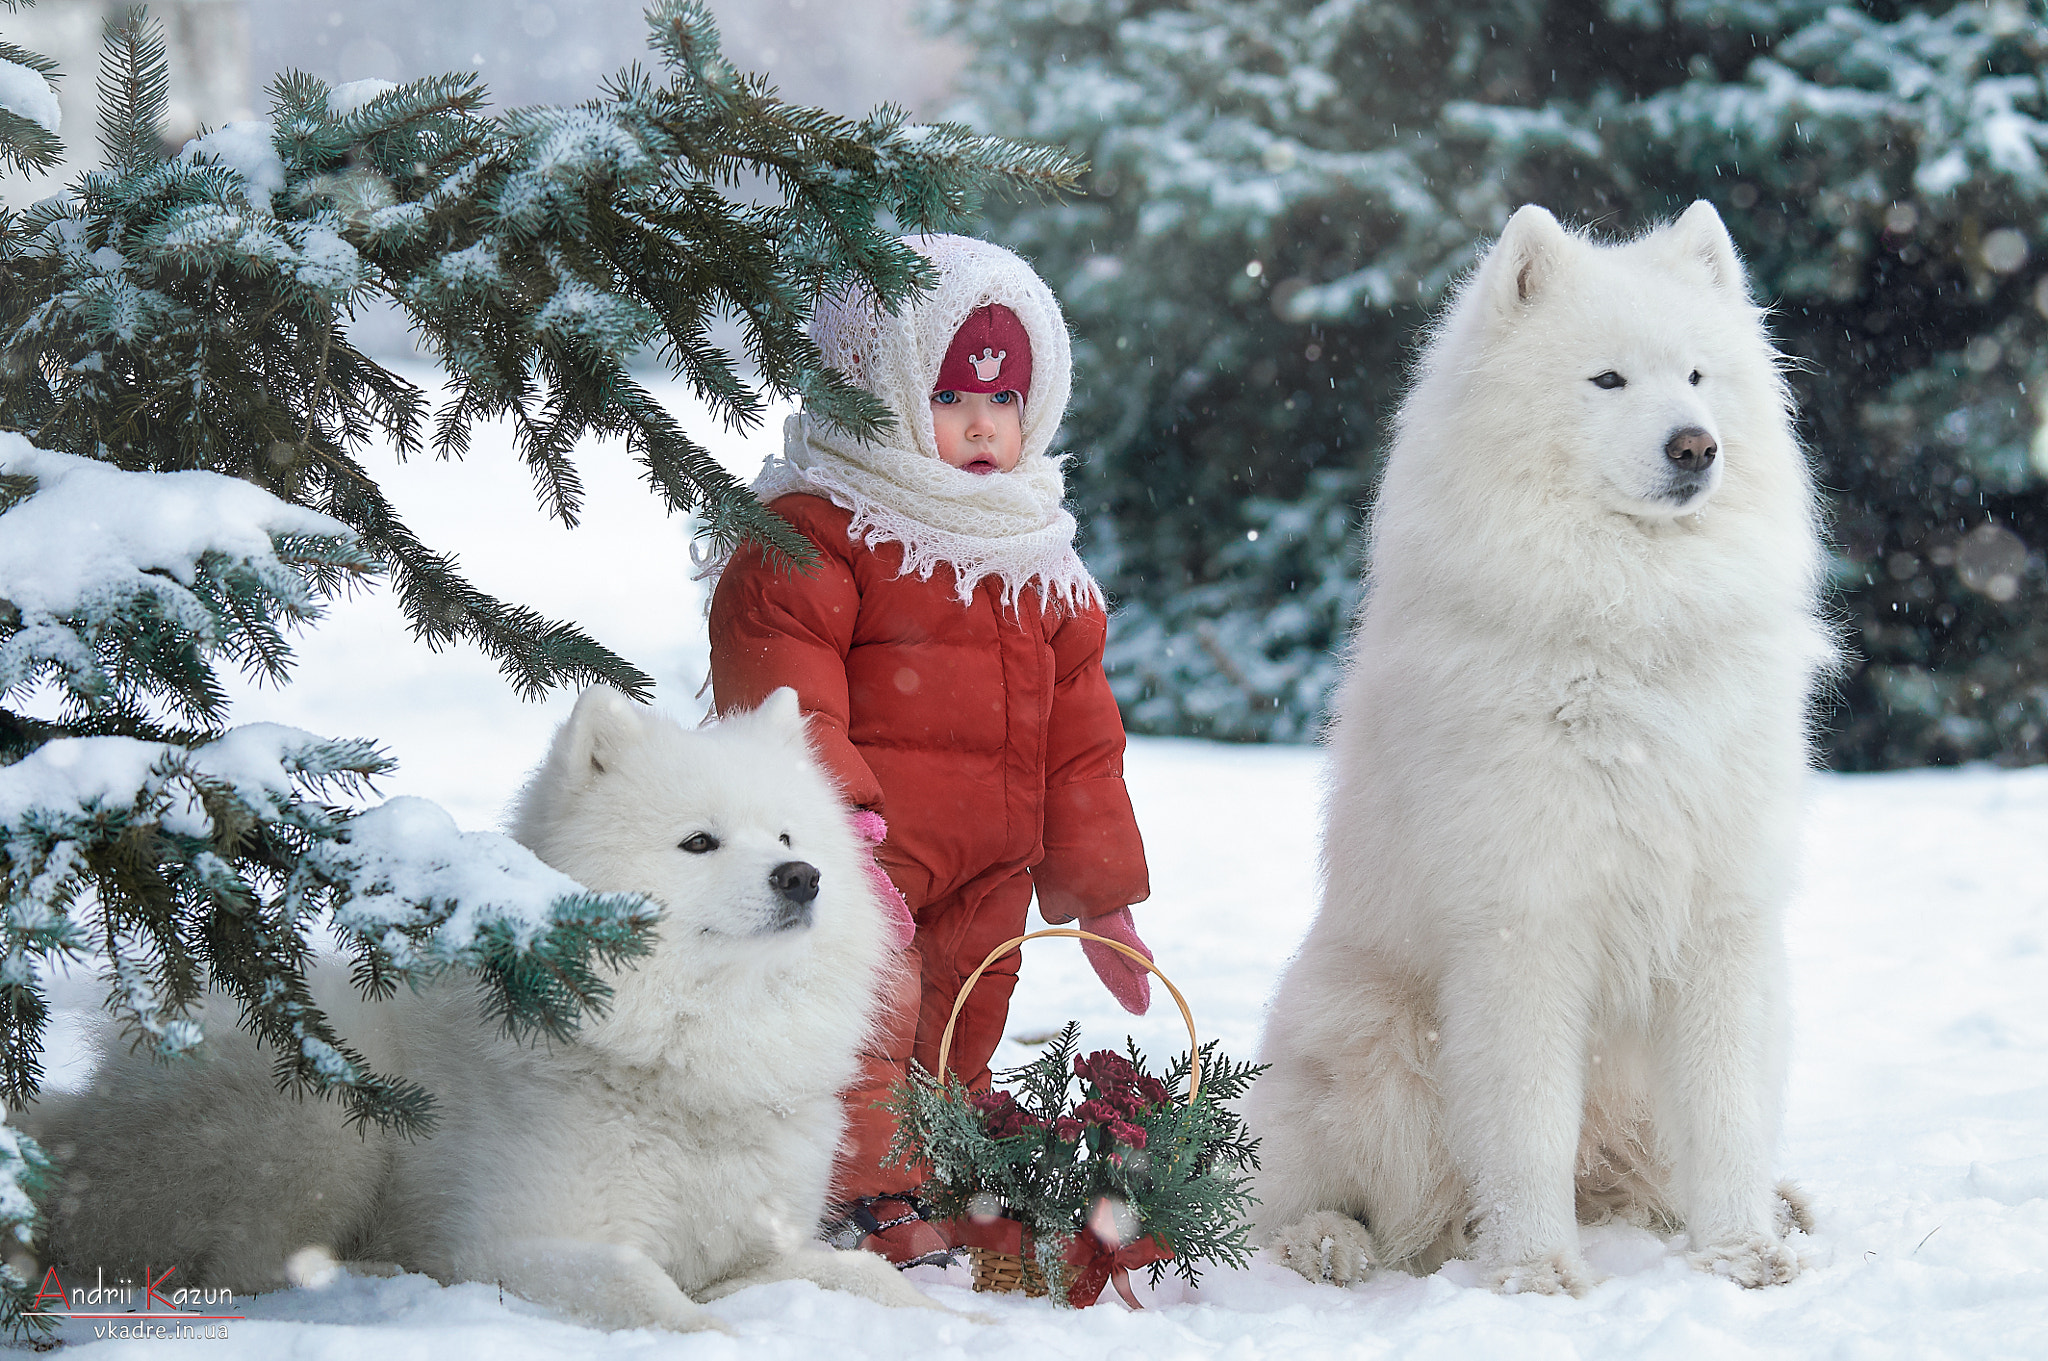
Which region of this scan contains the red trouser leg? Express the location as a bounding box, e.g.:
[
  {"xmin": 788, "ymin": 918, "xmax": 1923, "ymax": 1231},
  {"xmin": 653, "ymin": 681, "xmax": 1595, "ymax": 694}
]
[
  {"xmin": 827, "ymin": 870, "xmax": 1035, "ymax": 1202},
  {"xmin": 913, "ymin": 872, "xmax": 1036, "ymax": 1092},
  {"xmin": 830, "ymin": 945, "xmax": 923, "ymax": 1202}
]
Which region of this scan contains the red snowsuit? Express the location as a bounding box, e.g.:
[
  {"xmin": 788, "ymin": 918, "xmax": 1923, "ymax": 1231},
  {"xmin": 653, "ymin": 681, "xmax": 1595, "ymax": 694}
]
[{"xmin": 709, "ymin": 493, "xmax": 1150, "ymax": 1199}]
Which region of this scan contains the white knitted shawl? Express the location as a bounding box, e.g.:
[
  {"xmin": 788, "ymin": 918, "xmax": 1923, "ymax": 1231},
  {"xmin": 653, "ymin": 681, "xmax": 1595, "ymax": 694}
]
[{"xmin": 722, "ymin": 235, "xmax": 1102, "ymax": 613}]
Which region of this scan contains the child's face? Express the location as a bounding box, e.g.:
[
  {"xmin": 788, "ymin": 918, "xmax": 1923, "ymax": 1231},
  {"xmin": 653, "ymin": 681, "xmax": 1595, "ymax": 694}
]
[{"xmin": 930, "ymin": 389, "xmax": 1022, "ymax": 475}]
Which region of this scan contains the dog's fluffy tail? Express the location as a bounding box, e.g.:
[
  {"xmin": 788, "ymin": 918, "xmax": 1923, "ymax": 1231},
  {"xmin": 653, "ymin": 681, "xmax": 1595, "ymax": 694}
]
[{"xmin": 25, "ymin": 992, "xmax": 390, "ymax": 1290}]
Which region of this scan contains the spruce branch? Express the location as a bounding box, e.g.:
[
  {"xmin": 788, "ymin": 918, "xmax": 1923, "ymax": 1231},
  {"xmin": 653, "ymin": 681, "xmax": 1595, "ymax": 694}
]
[
  {"xmin": 316, "ymin": 467, "xmax": 653, "ymax": 700},
  {"xmin": 0, "ymin": 38, "xmax": 56, "ymax": 76},
  {"xmin": 0, "ymin": 1122, "xmax": 55, "ymax": 1344},
  {"xmin": 93, "ymin": 7, "xmax": 167, "ymax": 176},
  {"xmin": 0, "ymin": 110, "xmax": 60, "ymax": 178},
  {"xmin": 0, "ymin": 19, "xmax": 63, "ymax": 179}
]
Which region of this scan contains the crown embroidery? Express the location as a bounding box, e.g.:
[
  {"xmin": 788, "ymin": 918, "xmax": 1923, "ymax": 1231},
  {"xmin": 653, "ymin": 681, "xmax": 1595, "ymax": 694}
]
[{"xmin": 969, "ymin": 347, "xmax": 1007, "ymax": 382}]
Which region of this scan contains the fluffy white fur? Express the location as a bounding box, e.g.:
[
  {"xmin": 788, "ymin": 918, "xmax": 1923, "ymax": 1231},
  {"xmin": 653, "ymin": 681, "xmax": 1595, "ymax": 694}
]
[
  {"xmin": 26, "ymin": 687, "xmax": 938, "ymax": 1331},
  {"xmin": 1247, "ymin": 203, "xmax": 1835, "ymax": 1297}
]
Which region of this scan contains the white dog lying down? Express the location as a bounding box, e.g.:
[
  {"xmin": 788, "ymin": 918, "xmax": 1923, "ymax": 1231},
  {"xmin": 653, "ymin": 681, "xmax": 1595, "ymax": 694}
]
[
  {"xmin": 28, "ymin": 686, "xmax": 941, "ymax": 1330},
  {"xmin": 1247, "ymin": 203, "xmax": 1833, "ymax": 1296}
]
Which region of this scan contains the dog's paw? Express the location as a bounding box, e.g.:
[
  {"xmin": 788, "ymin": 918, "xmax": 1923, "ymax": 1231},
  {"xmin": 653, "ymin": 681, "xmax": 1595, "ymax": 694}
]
[
  {"xmin": 671, "ymin": 1312, "xmax": 738, "ymax": 1335},
  {"xmin": 706, "ymin": 1246, "xmax": 972, "ymax": 1317},
  {"xmin": 1773, "ymin": 1180, "xmax": 1815, "ymax": 1236},
  {"xmin": 471, "ymin": 1237, "xmax": 733, "ymax": 1333},
  {"xmin": 1270, "ymin": 1210, "xmax": 1377, "ymax": 1286},
  {"xmin": 1485, "ymin": 1251, "xmax": 1598, "ymax": 1297},
  {"xmin": 1688, "ymin": 1233, "xmax": 1802, "ymax": 1288},
  {"xmin": 583, "ymin": 1286, "xmax": 735, "ymax": 1334}
]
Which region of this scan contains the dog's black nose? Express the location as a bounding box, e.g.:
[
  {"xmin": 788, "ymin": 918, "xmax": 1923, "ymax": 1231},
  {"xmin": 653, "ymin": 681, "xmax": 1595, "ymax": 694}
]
[
  {"xmin": 769, "ymin": 860, "xmax": 820, "ymax": 906},
  {"xmin": 1665, "ymin": 426, "xmax": 1718, "ymax": 472}
]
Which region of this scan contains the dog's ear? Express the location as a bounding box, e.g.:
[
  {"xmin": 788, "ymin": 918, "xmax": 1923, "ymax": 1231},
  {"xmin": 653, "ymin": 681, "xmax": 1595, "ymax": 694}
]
[
  {"xmin": 1478, "ymin": 205, "xmax": 1571, "ymax": 322},
  {"xmin": 745, "ymin": 687, "xmax": 813, "ymax": 750},
  {"xmin": 556, "ymin": 684, "xmax": 645, "ymax": 779},
  {"xmin": 1667, "ymin": 200, "xmax": 1748, "ymax": 299},
  {"xmin": 713, "ymin": 686, "xmax": 812, "ymax": 749},
  {"xmin": 756, "ymin": 686, "xmax": 804, "ymax": 729}
]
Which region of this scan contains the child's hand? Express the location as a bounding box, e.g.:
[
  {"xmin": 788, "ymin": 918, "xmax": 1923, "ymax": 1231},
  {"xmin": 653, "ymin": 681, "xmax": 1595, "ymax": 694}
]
[
  {"xmin": 1079, "ymin": 906, "xmax": 1152, "ymax": 1015},
  {"xmin": 849, "ymin": 808, "xmax": 889, "ymax": 847},
  {"xmin": 849, "ymin": 810, "xmax": 916, "ymax": 950}
]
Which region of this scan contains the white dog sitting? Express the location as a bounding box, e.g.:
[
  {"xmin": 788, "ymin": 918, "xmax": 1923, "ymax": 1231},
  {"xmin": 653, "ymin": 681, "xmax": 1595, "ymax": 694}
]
[
  {"xmin": 1247, "ymin": 203, "xmax": 1833, "ymax": 1296},
  {"xmin": 27, "ymin": 686, "xmax": 941, "ymax": 1330}
]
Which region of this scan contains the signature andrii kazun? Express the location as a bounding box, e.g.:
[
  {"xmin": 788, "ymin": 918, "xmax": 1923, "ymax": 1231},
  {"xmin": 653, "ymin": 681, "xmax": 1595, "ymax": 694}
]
[{"xmin": 27, "ymin": 1264, "xmax": 243, "ymax": 1339}]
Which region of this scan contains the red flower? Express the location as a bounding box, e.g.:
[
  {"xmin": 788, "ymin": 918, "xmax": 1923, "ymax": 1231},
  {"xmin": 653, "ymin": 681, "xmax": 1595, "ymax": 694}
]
[
  {"xmin": 1107, "ymin": 1120, "xmax": 1148, "ymax": 1150},
  {"xmin": 1076, "ymin": 1050, "xmax": 1142, "ymax": 1093},
  {"xmin": 969, "ymin": 1089, "xmax": 1015, "ymax": 1117},
  {"xmin": 1073, "ymin": 1098, "xmax": 1119, "ymax": 1127},
  {"xmin": 1052, "ymin": 1117, "xmax": 1083, "ymax": 1142},
  {"xmin": 1133, "ymin": 1074, "xmax": 1169, "ymax": 1106},
  {"xmin": 969, "ymin": 1088, "xmax": 1042, "ymax": 1138},
  {"xmin": 1108, "ymin": 1089, "xmax": 1148, "ymax": 1119}
]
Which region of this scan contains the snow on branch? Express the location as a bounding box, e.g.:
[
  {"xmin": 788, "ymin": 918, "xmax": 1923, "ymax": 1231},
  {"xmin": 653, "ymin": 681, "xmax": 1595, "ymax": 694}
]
[
  {"xmin": 0, "ymin": 721, "xmax": 660, "ymax": 1113},
  {"xmin": 0, "ymin": 433, "xmax": 377, "ymax": 728},
  {"xmin": 0, "ymin": 57, "xmax": 58, "ymax": 135},
  {"xmin": 178, "ymin": 120, "xmax": 286, "ymax": 210},
  {"xmin": 298, "ymin": 796, "xmax": 663, "ymax": 1044},
  {"xmin": 0, "ymin": 432, "xmax": 659, "ymax": 1120},
  {"xmin": 0, "ymin": 726, "xmax": 388, "ymax": 1065},
  {"xmin": 0, "ymin": 435, "xmax": 351, "ymax": 615},
  {"xmin": 0, "ymin": 40, "xmax": 62, "ymax": 181},
  {"xmin": 300, "ymin": 794, "xmax": 654, "ymax": 966}
]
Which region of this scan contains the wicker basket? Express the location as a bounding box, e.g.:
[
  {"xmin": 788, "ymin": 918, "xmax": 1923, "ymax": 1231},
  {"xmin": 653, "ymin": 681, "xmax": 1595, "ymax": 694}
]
[
  {"xmin": 936, "ymin": 927, "xmax": 1201, "ymax": 1297},
  {"xmin": 967, "ymin": 1245, "xmax": 1049, "ymax": 1297}
]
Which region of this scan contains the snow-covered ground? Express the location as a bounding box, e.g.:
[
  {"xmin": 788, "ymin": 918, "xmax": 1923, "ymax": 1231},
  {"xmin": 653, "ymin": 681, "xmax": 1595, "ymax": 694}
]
[{"xmin": 27, "ymin": 382, "xmax": 2048, "ymax": 1358}]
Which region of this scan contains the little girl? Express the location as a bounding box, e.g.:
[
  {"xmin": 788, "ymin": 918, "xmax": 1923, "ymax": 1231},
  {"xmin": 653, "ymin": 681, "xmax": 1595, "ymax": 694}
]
[{"xmin": 707, "ymin": 235, "xmax": 1151, "ymax": 1266}]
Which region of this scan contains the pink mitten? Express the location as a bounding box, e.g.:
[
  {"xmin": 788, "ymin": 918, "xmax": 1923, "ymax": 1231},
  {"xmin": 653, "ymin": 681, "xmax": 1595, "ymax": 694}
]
[
  {"xmin": 849, "ymin": 809, "xmax": 916, "ymax": 950},
  {"xmin": 1079, "ymin": 906, "xmax": 1152, "ymax": 1015}
]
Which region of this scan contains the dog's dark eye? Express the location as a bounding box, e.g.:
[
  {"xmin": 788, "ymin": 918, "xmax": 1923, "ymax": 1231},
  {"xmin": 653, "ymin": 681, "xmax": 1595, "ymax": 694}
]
[
  {"xmin": 679, "ymin": 832, "xmax": 719, "ymax": 854},
  {"xmin": 1591, "ymin": 371, "xmax": 1626, "ymax": 390},
  {"xmin": 1689, "ymin": 370, "xmax": 1703, "ymax": 386},
  {"xmin": 779, "ymin": 833, "xmax": 791, "ymax": 846}
]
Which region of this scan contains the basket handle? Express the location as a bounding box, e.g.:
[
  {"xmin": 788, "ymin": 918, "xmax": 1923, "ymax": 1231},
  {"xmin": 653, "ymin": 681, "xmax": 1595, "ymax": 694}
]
[{"xmin": 936, "ymin": 928, "xmax": 1202, "ymax": 1105}]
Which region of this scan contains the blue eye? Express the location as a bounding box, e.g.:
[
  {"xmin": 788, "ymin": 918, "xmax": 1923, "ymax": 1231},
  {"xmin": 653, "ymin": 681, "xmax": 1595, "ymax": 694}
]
[
  {"xmin": 991, "ymin": 390, "xmax": 1016, "ymax": 404},
  {"xmin": 932, "ymin": 390, "xmax": 958, "ymax": 405}
]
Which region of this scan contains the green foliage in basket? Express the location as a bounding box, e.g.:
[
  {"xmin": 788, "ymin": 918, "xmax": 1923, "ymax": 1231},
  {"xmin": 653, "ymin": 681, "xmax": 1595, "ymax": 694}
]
[{"xmin": 887, "ymin": 1022, "xmax": 1262, "ymax": 1300}]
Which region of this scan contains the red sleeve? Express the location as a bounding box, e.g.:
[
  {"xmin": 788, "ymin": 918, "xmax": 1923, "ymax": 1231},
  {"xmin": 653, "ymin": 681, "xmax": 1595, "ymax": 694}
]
[
  {"xmin": 708, "ymin": 498, "xmax": 884, "ymax": 812},
  {"xmin": 1032, "ymin": 599, "xmax": 1150, "ymax": 924}
]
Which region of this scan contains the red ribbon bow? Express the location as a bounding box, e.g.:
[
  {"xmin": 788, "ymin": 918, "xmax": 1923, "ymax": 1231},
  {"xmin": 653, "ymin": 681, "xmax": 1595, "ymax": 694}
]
[
  {"xmin": 946, "ymin": 1214, "xmax": 1174, "ymax": 1309},
  {"xmin": 1062, "ymin": 1229, "xmax": 1173, "ymax": 1309}
]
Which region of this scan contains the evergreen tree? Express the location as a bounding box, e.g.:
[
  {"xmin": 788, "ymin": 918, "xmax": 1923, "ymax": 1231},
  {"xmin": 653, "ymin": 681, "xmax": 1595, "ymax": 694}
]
[
  {"xmin": 940, "ymin": 0, "xmax": 2048, "ymax": 766},
  {"xmin": 0, "ymin": 2, "xmax": 1077, "ymax": 1335}
]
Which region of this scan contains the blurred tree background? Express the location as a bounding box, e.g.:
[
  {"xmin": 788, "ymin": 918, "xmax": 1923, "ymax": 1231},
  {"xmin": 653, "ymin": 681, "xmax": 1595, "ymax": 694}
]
[
  {"xmin": 12, "ymin": 0, "xmax": 2042, "ymax": 768},
  {"xmin": 935, "ymin": 0, "xmax": 2048, "ymax": 768}
]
